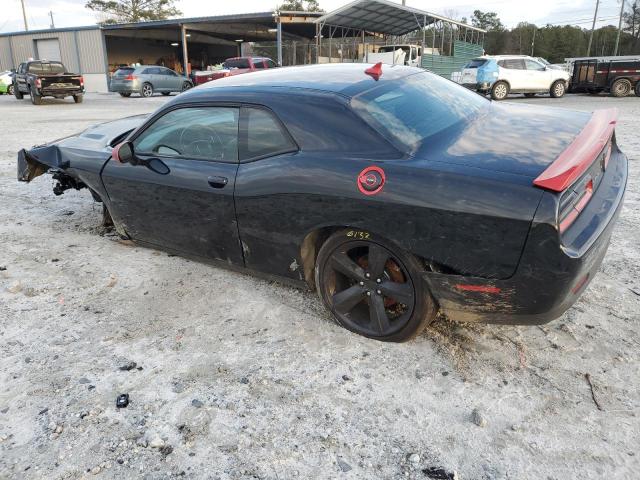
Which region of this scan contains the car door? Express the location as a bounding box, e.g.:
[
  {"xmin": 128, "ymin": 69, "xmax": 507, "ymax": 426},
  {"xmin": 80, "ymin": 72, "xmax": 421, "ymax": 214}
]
[
  {"xmin": 498, "ymin": 59, "xmax": 527, "ymax": 91},
  {"xmin": 525, "ymin": 59, "xmax": 550, "ymax": 91},
  {"xmin": 162, "ymin": 68, "xmax": 182, "ymax": 91},
  {"xmin": 101, "ymin": 105, "xmax": 244, "ymax": 264}
]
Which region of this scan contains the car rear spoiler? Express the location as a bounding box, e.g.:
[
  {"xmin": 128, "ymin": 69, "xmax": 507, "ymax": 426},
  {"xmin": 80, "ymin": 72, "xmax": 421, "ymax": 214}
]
[{"xmin": 533, "ymin": 108, "xmax": 618, "ymax": 192}]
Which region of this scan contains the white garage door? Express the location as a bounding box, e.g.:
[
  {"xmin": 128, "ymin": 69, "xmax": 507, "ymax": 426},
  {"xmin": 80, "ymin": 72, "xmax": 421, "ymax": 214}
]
[{"xmin": 36, "ymin": 38, "xmax": 61, "ymax": 61}]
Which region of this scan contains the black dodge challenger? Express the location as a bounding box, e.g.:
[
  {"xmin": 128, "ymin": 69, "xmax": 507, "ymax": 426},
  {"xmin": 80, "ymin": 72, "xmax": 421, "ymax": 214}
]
[{"xmin": 18, "ymin": 63, "xmax": 627, "ymax": 342}]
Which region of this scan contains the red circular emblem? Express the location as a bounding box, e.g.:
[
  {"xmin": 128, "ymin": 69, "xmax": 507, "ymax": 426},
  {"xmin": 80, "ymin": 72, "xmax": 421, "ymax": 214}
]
[{"xmin": 357, "ymin": 166, "xmax": 385, "ymax": 196}]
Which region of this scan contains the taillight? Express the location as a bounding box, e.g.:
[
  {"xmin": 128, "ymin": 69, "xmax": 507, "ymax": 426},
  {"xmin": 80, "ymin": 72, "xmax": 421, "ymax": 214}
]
[
  {"xmin": 79, "ymin": 76, "xmax": 84, "ymax": 87},
  {"xmin": 125, "ymin": 74, "xmax": 137, "ymax": 80}
]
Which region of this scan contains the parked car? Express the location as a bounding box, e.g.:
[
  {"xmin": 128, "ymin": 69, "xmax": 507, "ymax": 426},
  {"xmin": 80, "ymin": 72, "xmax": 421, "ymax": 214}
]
[
  {"xmin": 17, "ymin": 63, "xmax": 627, "ymax": 342},
  {"xmin": 568, "ymin": 58, "xmax": 640, "ymax": 97},
  {"xmin": 460, "ymin": 55, "xmax": 571, "ymax": 100},
  {"xmin": 0, "ymin": 70, "xmax": 15, "ymax": 95},
  {"xmin": 194, "ymin": 57, "xmax": 278, "ymax": 84},
  {"xmin": 12, "ymin": 60, "xmax": 84, "ymax": 105},
  {"xmin": 366, "ymin": 45, "xmax": 426, "ymax": 67},
  {"xmin": 109, "ymin": 66, "xmax": 193, "ymax": 98}
]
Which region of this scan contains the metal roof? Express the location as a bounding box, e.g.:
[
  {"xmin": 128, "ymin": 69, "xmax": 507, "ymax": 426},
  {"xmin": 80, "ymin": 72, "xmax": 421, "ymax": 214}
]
[{"xmin": 316, "ymin": 0, "xmax": 485, "ymax": 36}]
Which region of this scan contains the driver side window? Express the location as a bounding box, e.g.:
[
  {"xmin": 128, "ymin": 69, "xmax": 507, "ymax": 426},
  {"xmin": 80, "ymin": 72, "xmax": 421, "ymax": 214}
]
[{"xmin": 133, "ymin": 107, "xmax": 239, "ymax": 163}]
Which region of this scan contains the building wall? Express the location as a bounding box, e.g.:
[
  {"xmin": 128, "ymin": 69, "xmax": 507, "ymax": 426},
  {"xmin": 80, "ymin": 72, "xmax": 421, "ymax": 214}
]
[{"xmin": 0, "ymin": 28, "xmax": 109, "ymax": 92}]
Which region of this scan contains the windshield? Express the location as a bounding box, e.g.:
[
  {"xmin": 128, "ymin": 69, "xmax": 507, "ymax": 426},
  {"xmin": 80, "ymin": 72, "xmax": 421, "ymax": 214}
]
[
  {"xmin": 537, "ymin": 58, "xmax": 550, "ymax": 65},
  {"xmin": 352, "ymin": 72, "xmax": 488, "ymax": 153},
  {"xmin": 114, "ymin": 68, "xmax": 135, "ymax": 76},
  {"xmin": 28, "ymin": 62, "xmax": 65, "ymax": 74}
]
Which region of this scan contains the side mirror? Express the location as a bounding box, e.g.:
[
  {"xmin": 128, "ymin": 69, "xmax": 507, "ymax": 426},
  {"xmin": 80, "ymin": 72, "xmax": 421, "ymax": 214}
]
[{"xmin": 112, "ymin": 141, "xmax": 134, "ymax": 164}]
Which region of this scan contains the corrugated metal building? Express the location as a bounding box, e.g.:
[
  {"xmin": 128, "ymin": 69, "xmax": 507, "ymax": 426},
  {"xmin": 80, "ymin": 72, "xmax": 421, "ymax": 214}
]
[
  {"xmin": 0, "ymin": 26, "xmax": 108, "ymax": 92},
  {"xmin": 0, "ymin": 12, "xmax": 321, "ymax": 93}
]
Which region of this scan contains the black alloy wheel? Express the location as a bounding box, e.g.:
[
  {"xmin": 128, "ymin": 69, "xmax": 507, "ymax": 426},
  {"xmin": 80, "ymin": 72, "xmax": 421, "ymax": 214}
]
[{"xmin": 316, "ymin": 231, "xmax": 435, "ymax": 342}]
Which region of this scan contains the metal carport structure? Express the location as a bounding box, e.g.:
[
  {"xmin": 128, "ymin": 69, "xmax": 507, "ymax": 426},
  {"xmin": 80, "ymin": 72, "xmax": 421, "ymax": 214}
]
[{"xmin": 314, "ymin": 0, "xmax": 486, "ymax": 77}]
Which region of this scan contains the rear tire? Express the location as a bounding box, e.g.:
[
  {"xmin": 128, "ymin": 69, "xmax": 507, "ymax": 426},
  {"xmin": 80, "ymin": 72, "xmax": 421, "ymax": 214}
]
[
  {"xmin": 491, "ymin": 81, "xmax": 509, "ymax": 100},
  {"xmin": 119, "ymin": 92, "xmax": 131, "ymax": 98},
  {"xmin": 550, "ymin": 80, "xmax": 566, "ymax": 98},
  {"xmin": 14, "ymin": 84, "xmax": 23, "ymax": 99},
  {"xmin": 181, "ymin": 81, "xmax": 192, "ymax": 92},
  {"xmin": 7, "ymin": 84, "xmax": 14, "ymax": 96},
  {"xmin": 73, "ymin": 94, "xmax": 83, "ymax": 103},
  {"xmin": 315, "ymin": 230, "xmax": 436, "ymax": 342},
  {"xmin": 611, "ymin": 78, "xmax": 632, "ymax": 97},
  {"xmin": 140, "ymin": 82, "xmax": 153, "ymax": 98},
  {"xmin": 29, "ymin": 87, "xmax": 42, "ymax": 105}
]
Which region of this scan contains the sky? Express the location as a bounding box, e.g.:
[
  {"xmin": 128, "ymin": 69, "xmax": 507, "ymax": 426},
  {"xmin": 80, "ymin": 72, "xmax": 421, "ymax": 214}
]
[{"xmin": 0, "ymin": 0, "xmax": 627, "ymax": 34}]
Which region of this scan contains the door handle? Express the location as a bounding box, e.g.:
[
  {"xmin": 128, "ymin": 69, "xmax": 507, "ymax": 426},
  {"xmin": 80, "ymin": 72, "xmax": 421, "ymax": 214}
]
[{"xmin": 208, "ymin": 176, "xmax": 228, "ymax": 188}]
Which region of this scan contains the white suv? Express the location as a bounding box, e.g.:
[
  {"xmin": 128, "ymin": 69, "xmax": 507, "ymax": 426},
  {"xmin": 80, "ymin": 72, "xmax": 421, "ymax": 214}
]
[{"xmin": 460, "ymin": 55, "xmax": 571, "ymax": 100}]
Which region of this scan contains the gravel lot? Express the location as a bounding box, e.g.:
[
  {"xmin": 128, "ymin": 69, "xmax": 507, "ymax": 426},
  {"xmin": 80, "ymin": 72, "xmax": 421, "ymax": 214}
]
[{"xmin": 0, "ymin": 91, "xmax": 638, "ymax": 480}]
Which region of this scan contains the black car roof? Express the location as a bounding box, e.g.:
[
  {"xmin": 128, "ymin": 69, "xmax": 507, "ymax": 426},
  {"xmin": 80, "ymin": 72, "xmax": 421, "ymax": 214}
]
[{"xmin": 182, "ymin": 63, "xmax": 422, "ymax": 99}]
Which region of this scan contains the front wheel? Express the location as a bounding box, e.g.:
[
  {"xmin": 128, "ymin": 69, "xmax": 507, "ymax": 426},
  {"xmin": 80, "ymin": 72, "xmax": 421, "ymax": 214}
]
[
  {"xmin": 550, "ymin": 80, "xmax": 566, "ymax": 98},
  {"xmin": 29, "ymin": 88, "xmax": 42, "ymax": 105},
  {"xmin": 611, "ymin": 78, "xmax": 632, "ymax": 97},
  {"xmin": 140, "ymin": 83, "xmax": 153, "ymax": 98},
  {"xmin": 491, "ymin": 81, "xmax": 509, "ymax": 100},
  {"xmin": 315, "ymin": 230, "xmax": 436, "ymax": 342}
]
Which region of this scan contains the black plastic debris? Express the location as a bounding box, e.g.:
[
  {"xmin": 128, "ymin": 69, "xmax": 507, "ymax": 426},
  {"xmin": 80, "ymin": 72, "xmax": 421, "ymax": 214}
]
[
  {"xmin": 116, "ymin": 394, "xmax": 129, "ymax": 409},
  {"xmin": 119, "ymin": 361, "xmax": 137, "ymax": 371},
  {"xmin": 0, "ymin": 266, "xmax": 7, "ymax": 271},
  {"xmin": 422, "ymin": 467, "xmax": 456, "ymax": 480}
]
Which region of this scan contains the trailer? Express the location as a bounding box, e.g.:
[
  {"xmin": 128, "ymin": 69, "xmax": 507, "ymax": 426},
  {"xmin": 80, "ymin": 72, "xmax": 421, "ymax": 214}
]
[{"xmin": 568, "ymin": 57, "xmax": 640, "ymax": 97}]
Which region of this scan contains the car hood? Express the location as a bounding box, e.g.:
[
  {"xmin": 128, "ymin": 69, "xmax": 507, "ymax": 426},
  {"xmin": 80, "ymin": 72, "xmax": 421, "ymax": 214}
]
[
  {"xmin": 55, "ymin": 114, "xmax": 149, "ymax": 150},
  {"xmin": 419, "ymin": 102, "xmax": 591, "ymax": 179}
]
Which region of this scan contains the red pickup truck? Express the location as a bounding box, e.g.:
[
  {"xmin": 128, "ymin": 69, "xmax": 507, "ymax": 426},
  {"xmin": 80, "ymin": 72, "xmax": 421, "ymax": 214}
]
[{"xmin": 192, "ymin": 57, "xmax": 278, "ymax": 85}]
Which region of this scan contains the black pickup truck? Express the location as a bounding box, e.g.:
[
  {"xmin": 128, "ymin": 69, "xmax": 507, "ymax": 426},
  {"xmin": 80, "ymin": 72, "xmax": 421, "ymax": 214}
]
[
  {"xmin": 13, "ymin": 60, "xmax": 84, "ymax": 105},
  {"xmin": 568, "ymin": 58, "xmax": 640, "ymax": 97}
]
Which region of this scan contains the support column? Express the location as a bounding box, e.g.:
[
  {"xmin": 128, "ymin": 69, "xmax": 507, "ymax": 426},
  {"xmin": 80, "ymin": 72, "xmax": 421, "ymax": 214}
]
[
  {"xmin": 277, "ymin": 16, "xmax": 283, "ymax": 66},
  {"xmin": 181, "ymin": 24, "xmax": 189, "ymax": 76}
]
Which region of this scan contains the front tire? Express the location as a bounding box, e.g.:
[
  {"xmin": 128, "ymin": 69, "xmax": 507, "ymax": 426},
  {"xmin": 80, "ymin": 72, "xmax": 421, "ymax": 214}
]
[
  {"xmin": 550, "ymin": 80, "xmax": 566, "ymax": 98},
  {"xmin": 315, "ymin": 230, "xmax": 436, "ymax": 342},
  {"xmin": 611, "ymin": 78, "xmax": 632, "ymax": 97},
  {"xmin": 14, "ymin": 84, "xmax": 23, "ymax": 99},
  {"xmin": 140, "ymin": 82, "xmax": 153, "ymax": 98},
  {"xmin": 491, "ymin": 81, "xmax": 509, "ymax": 100},
  {"xmin": 29, "ymin": 87, "xmax": 42, "ymax": 105}
]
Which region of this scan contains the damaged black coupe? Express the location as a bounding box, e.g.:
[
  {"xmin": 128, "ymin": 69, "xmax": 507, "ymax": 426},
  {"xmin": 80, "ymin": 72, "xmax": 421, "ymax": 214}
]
[{"xmin": 18, "ymin": 64, "xmax": 627, "ymax": 342}]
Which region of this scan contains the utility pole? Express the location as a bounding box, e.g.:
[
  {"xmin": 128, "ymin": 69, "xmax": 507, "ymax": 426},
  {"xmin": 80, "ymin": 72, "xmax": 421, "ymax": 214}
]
[
  {"xmin": 614, "ymin": 0, "xmax": 626, "ymax": 56},
  {"xmin": 587, "ymin": 0, "xmax": 600, "ymax": 56},
  {"xmin": 49, "ymin": 11, "xmax": 55, "ymax": 29},
  {"xmin": 531, "ymin": 27, "xmax": 537, "ymax": 56},
  {"xmin": 20, "ymin": 0, "xmax": 29, "ymax": 31}
]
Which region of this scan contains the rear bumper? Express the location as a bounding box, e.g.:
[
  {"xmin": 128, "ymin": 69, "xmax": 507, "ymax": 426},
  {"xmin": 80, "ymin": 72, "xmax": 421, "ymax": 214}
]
[
  {"xmin": 462, "ymin": 82, "xmax": 491, "ymax": 92},
  {"xmin": 425, "ymin": 148, "xmax": 627, "ymax": 324},
  {"xmin": 38, "ymin": 87, "xmax": 83, "ymax": 97},
  {"xmin": 109, "ymin": 81, "xmax": 140, "ymax": 93}
]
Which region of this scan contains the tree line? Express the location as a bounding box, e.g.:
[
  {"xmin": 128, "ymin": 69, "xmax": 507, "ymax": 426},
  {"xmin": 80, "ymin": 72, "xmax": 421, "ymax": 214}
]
[{"xmin": 470, "ymin": 6, "xmax": 640, "ymax": 62}]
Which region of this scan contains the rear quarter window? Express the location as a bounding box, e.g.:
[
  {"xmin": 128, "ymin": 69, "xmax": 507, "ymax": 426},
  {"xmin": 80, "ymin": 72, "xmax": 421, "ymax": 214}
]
[{"xmin": 240, "ymin": 108, "xmax": 297, "ymax": 161}]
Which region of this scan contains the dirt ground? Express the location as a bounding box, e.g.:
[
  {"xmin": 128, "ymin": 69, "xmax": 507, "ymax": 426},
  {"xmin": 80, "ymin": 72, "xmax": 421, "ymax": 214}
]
[{"xmin": 0, "ymin": 90, "xmax": 638, "ymax": 480}]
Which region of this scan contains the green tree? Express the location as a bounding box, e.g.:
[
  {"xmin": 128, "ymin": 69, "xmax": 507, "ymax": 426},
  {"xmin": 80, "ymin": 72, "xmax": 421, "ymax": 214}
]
[
  {"xmin": 470, "ymin": 10, "xmax": 504, "ymax": 31},
  {"xmin": 85, "ymin": 0, "xmax": 181, "ymax": 24},
  {"xmin": 278, "ymin": 0, "xmax": 323, "ymax": 11}
]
